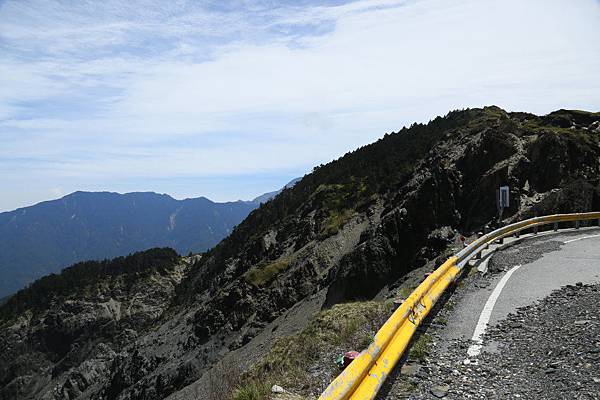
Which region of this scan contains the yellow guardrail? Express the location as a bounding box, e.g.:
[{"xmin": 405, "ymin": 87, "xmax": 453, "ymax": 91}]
[{"xmin": 319, "ymin": 212, "xmax": 600, "ymax": 400}]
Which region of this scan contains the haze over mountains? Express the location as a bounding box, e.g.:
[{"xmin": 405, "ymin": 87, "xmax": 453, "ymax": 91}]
[{"xmin": 0, "ymin": 181, "xmax": 297, "ymax": 298}]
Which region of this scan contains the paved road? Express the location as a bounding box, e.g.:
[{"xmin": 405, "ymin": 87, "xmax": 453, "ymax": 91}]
[
  {"xmin": 443, "ymin": 227, "xmax": 600, "ymax": 349},
  {"xmin": 380, "ymin": 227, "xmax": 600, "ymax": 399}
]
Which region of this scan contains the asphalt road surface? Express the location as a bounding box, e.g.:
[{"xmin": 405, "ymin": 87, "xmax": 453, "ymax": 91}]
[
  {"xmin": 381, "ymin": 227, "xmax": 600, "ymax": 399},
  {"xmin": 447, "ymin": 227, "xmax": 600, "ymax": 349}
]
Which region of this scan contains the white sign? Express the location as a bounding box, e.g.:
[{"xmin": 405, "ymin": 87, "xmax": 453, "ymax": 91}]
[{"xmin": 499, "ymin": 186, "xmax": 510, "ymax": 208}]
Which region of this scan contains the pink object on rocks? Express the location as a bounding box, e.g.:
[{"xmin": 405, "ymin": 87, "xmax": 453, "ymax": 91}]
[{"xmin": 343, "ymin": 351, "xmax": 360, "ymax": 368}]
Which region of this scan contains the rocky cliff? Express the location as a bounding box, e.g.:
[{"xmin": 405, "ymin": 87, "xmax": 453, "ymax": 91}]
[{"xmin": 1, "ymin": 107, "xmax": 599, "ymax": 400}]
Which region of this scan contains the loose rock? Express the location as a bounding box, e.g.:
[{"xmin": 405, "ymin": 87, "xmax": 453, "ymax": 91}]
[{"xmin": 408, "ymin": 283, "xmax": 600, "ymax": 399}]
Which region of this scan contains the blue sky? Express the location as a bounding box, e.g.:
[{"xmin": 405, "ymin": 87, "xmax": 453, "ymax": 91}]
[{"xmin": 1, "ymin": 0, "xmax": 599, "ymax": 211}]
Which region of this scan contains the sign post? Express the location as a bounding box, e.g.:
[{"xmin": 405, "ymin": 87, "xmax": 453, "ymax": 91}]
[{"xmin": 497, "ymin": 186, "xmax": 509, "ymax": 223}]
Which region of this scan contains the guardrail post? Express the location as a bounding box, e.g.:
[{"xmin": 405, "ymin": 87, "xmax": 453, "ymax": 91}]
[
  {"xmin": 483, "ymin": 226, "xmax": 490, "ymax": 249},
  {"xmin": 476, "ymin": 232, "xmax": 483, "ymax": 259},
  {"xmin": 575, "ymin": 220, "xmax": 580, "ymax": 229},
  {"xmin": 515, "ymin": 230, "xmax": 520, "ymax": 238},
  {"xmin": 533, "ymin": 224, "xmax": 538, "ymax": 234},
  {"xmin": 554, "ymin": 222, "xmax": 558, "ymax": 232}
]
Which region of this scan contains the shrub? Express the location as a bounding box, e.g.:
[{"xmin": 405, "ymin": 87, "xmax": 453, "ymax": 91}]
[
  {"xmin": 320, "ymin": 209, "xmax": 355, "ymax": 237},
  {"xmin": 244, "ymin": 258, "xmax": 291, "ymax": 287},
  {"xmin": 245, "ymin": 300, "xmax": 394, "ymax": 394},
  {"xmin": 409, "ymin": 334, "xmax": 432, "ymax": 362},
  {"xmin": 232, "ymin": 381, "xmax": 271, "ymax": 400}
]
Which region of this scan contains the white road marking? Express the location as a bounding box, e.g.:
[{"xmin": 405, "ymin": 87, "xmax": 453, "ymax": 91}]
[
  {"xmin": 466, "ymin": 264, "xmax": 522, "ymax": 358},
  {"xmin": 564, "ymin": 234, "xmax": 600, "ymax": 244}
]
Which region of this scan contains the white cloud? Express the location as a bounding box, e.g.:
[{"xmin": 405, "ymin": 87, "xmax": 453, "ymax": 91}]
[{"xmin": 0, "ymin": 0, "xmax": 599, "ymax": 211}]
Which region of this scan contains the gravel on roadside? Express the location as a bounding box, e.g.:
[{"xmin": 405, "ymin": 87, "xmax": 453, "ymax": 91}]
[{"xmin": 408, "ymin": 283, "xmax": 600, "ymax": 399}]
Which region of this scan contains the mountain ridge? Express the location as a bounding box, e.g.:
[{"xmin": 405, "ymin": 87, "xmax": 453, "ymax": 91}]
[
  {"xmin": 0, "ymin": 182, "xmax": 299, "ymax": 298},
  {"xmin": 251, "ymin": 178, "xmax": 302, "ymax": 204},
  {"xmin": 1, "ymin": 106, "xmax": 599, "ymax": 400}
]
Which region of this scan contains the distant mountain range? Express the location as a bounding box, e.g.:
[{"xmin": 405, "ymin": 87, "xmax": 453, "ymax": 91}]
[
  {"xmin": 2, "ymin": 108, "xmax": 599, "ymax": 400},
  {"xmin": 1, "ymin": 108, "xmax": 599, "ymax": 400},
  {"xmin": 0, "ymin": 180, "xmax": 298, "ymax": 298}
]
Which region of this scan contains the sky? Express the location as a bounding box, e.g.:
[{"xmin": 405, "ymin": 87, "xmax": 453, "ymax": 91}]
[{"xmin": 1, "ymin": 0, "xmax": 599, "ymax": 212}]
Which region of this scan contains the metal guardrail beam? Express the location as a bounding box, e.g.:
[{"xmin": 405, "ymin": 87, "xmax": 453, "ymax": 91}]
[{"xmin": 319, "ymin": 212, "xmax": 600, "ymax": 400}]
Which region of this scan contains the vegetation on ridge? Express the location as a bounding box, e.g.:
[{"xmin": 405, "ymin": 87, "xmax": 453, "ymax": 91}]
[
  {"xmin": 0, "ymin": 247, "xmax": 179, "ymax": 322},
  {"xmin": 245, "ymin": 258, "xmax": 291, "ymax": 287},
  {"xmin": 176, "ymin": 107, "xmax": 482, "ymax": 302},
  {"xmin": 240, "ymin": 300, "xmax": 395, "ymax": 397}
]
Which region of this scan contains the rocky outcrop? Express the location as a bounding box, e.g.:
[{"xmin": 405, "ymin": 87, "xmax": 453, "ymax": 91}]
[
  {"xmin": 1, "ymin": 107, "xmax": 599, "ymax": 400},
  {"xmin": 0, "ymin": 251, "xmax": 190, "ymax": 400}
]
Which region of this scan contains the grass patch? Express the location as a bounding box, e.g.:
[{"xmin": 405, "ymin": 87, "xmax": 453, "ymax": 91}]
[
  {"xmin": 409, "ymin": 334, "xmax": 432, "ymax": 362},
  {"xmin": 522, "ymin": 119, "xmax": 572, "ymax": 135},
  {"xmin": 245, "ymin": 258, "xmax": 291, "ymax": 287},
  {"xmin": 244, "ymin": 300, "xmax": 395, "ymax": 396},
  {"xmin": 232, "ymin": 381, "xmax": 271, "ymax": 400},
  {"xmin": 520, "ymin": 116, "xmax": 599, "ymax": 148},
  {"xmin": 337, "ymin": 316, "xmax": 362, "ymax": 344},
  {"xmin": 397, "ymin": 285, "xmax": 416, "ymax": 300},
  {"xmin": 311, "ymin": 179, "xmax": 369, "ymax": 238},
  {"xmin": 320, "ymin": 208, "xmax": 355, "ymax": 237},
  {"xmin": 356, "ymin": 331, "xmax": 375, "ymax": 349}
]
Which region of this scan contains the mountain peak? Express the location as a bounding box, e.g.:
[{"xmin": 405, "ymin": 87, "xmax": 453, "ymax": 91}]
[{"xmin": 0, "ymin": 182, "xmax": 298, "ymax": 298}]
